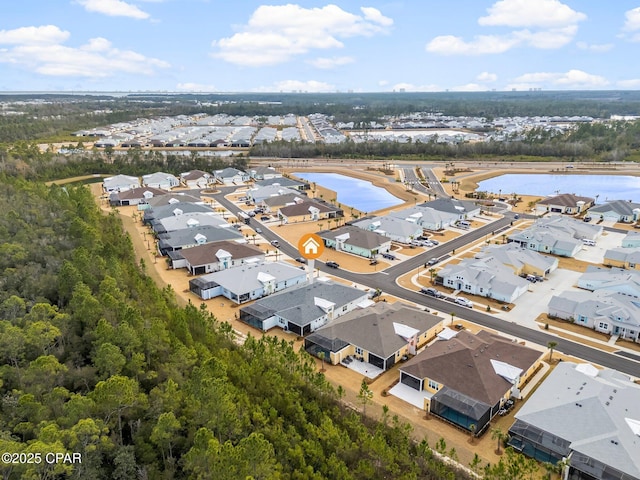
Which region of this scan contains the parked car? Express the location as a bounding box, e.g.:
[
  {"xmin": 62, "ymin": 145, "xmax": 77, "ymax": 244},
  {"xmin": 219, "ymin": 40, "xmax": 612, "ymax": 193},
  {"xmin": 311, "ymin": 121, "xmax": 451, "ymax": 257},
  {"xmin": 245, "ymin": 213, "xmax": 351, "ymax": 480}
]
[
  {"xmin": 381, "ymin": 253, "xmax": 397, "ymax": 260},
  {"xmin": 430, "ymin": 239, "xmax": 440, "ymax": 245},
  {"xmin": 420, "ymin": 287, "xmax": 443, "ymax": 298},
  {"xmin": 426, "ymin": 257, "xmax": 439, "ymax": 266},
  {"xmin": 583, "ymin": 216, "xmax": 592, "ymax": 222},
  {"xmin": 455, "ymin": 297, "xmax": 473, "ymax": 308},
  {"xmin": 326, "ymin": 261, "xmax": 340, "ymax": 268},
  {"xmin": 422, "ymin": 241, "xmax": 434, "ymax": 247},
  {"xmin": 295, "ymin": 257, "xmax": 307, "ymax": 264},
  {"xmin": 514, "ymin": 214, "xmax": 520, "ymax": 219},
  {"xmin": 260, "ymin": 215, "xmax": 270, "ymax": 221},
  {"xmin": 247, "ymin": 211, "xmax": 256, "ymax": 217},
  {"xmin": 369, "ymin": 259, "xmax": 379, "ymax": 265},
  {"xmin": 255, "ymin": 227, "xmax": 262, "ymax": 233}
]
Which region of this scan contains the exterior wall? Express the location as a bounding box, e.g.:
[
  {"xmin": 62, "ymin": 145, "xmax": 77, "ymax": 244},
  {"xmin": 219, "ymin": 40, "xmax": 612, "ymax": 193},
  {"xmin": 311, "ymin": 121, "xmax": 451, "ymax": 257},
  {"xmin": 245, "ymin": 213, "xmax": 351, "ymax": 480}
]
[
  {"xmin": 603, "ymin": 257, "xmax": 628, "ymax": 269},
  {"xmin": 330, "ymin": 345, "xmax": 355, "ymax": 365}
]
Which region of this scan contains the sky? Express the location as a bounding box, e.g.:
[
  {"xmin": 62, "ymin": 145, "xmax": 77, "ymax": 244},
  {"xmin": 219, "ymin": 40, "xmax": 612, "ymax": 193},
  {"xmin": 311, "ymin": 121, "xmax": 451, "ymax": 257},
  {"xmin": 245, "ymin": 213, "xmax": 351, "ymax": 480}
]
[{"xmin": 1, "ymin": 0, "xmax": 640, "ymax": 93}]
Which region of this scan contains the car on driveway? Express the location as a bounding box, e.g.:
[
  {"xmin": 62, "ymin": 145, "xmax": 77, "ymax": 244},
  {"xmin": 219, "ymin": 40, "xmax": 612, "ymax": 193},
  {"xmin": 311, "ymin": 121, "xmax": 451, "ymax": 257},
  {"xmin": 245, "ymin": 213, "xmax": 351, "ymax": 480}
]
[
  {"xmin": 326, "ymin": 261, "xmax": 340, "ymax": 268},
  {"xmin": 420, "ymin": 287, "xmax": 443, "ymax": 298},
  {"xmin": 260, "ymin": 215, "xmax": 270, "ymax": 221},
  {"xmin": 381, "ymin": 253, "xmax": 397, "ymax": 260},
  {"xmin": 455, "ymin": 297, "xmax": 473, "ymax": 308}
]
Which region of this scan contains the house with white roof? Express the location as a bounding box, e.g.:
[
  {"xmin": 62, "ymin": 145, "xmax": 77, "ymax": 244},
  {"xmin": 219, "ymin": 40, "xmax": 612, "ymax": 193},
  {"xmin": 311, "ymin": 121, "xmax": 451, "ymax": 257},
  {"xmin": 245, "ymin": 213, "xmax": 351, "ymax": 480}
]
[
  {"xmin": 305, "ymin": 302, "xmax": 443, "ymax": 370},
  {"xmin": 577, "ymin": 266, "xmax": 640, "ymax": 297},
  {"xmin": 247, "ymin": 185, "xmax": 301, "ymax": 204},
  {"xmin": 319, "ymin": 225, "xmax": 392, "ymax": 259},
  {"xmin": 418, "ymin": 197, "xmax": 481, "ymax": 221},
  {"xmin": 249, "ymin": 166, "xmax": 281, "ymax": 180},
  {"xmin": 436, "ymin": 256, "xmax": 530, "ymax": 303},
  {"xmin": 387, "ymin": 205, "xmax": 460, "ymax": 231},
  {"xmin": 587, "ymin": 200, "xmax": 640, "ymax": 223},
  {"xmin": 103, "ymin": 174, "xmax": 140, "ymax": 193},
  {"xmin": 142, "ymin": 172, "xmax": 180, "ymax": 190},
  {"xmin": 353, "ymin": 216, "xmax": 424, "ymax": 244},
  {"xmin": 214, "ymin": 167, "xmax": 249, "ymax": 185},
  {"xmin": 151, "ymin": 212, "xmax": 228, "ymax": 234},
  {"xmin": 255, "ymin": 177, "xmax": 308, "ymax": 191},
  {"xmin": 239, "ymin": 280, "xmax": 368, "ymax": 334},
  {"xmin": 508, "ymin": 362, "xmax": 640, "ymax": 479},
  {"xmin": 188, "ymin": 261, "xmax": 308, "ymax": 304},
  {"xmin": 622, "ymin": 231, "xmax": 640, "ymax": 248},
  {"xmin": 474, "ymin": 243, "xmax": 559, "ymax": 278},
  {"xmin": 548, "ymin": 290, "xmax": 640, "ymax": 342}
]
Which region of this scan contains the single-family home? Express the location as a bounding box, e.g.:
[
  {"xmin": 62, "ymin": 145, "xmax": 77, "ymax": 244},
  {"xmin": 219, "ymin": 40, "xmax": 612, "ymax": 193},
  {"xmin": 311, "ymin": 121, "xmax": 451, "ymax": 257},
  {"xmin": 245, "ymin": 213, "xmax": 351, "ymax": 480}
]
[
  {"xmin": 305, "ymin": 302, "xmax": 443, "ymax": 371},
  {"xmin": 180, "ymin": 170, "xmax": 213, "ymax": 189},
  {"xmin": 508, "ymin": 362, "xmax": 640, "ymax": 478},
  {"xmin": 109, "ymin": 187, "xmax": 168, "ymax": 207},
  {"xmin": 577, "ymin": 266, "xmax": 640, "ymax": 297},
  {"xmin": 535, "ymin": 193, "xmax": 594, "ymax": 215},
  {"xmin": 170, "ymin": 240, "xmax": 264, "ymax": 273},
  {"xmin": 436, "ymin": 256, "xmax": 530, "ymax": 303},
  {"xmin": 157, "ymin": 225, "xmax": 243, "ymax": 255},
  {"xmin": 278, "ymin": 200, "xmax": 342, "ymax": 224},
  {"xmin": 247, "ymin": 185, "xmax": 301, "ymax": 204},
  {"xmin": 319, "ymin": 225, "xmax": 392, "ymax": 259},
  {"xmin": 143, "ymin": 202, "xmax": 213, "ymax": 226},
  {"xmin": 387, "ymin": 205, "xmax": 460, "ymax": 231},
  {"xmin": 261, "ymin": 193, "xmax": 308, "ymax": 213},
  {"xmin": 142, "ymin": 172, "xmax": 180, "ymax": 190},
  {"xmin": 548, "ymin": 291, "xmax": 640, "ymax": 342},
  {"xmin": 255, "ymin": 177, "xmax": 308, "ymax": 191},
  {"xmin": 398, "ymin": 330, "xmax": 542, "ymax": 433},
  {"xmin": 188, "ymin": 261, "xmax": 308, "ymax": 304},
  {"xmin": 239, "ymin": 280, "xmax": 369, "ymax": 333},
  {"xmin": 418, "ymin": 197, "xmax": 481, "ymax": 221},
  {"xmin": 622, "ymin": 231, "xmax": 640, "ymax": 248},
  {"xmin": 214, "ymin": 167, "xmax": 249, "ymax": 185},
  {"xmin": 604, "ymin": 248, "xmax": 640, "ymax": 270},
  {"xmin": 508, "ymin": 217, "xmax": 602, "ymax": 257},
  {"xmin": 587, "ymin": 200, "xmax": 640, "ymax": 223},
  {"xmin": 353, "ymin": 216, "xmax": 424, "ymax": 244},
  {"xmin": 146, "ymin": 193, "xmax": 206, "ymax": 208},
  {"xmin": 103, "ymin": 174, "xmax": 140, "ymax": 193},
  {"xmin": 151, "ymin": 212, "xmax": 228, "ymax": 234},
  {"xmin": 474, "ymin": 243, "xmax": 559, "ymax": 278},
  {"xmin": 249, "ymin": 166, "xmax": 282, "ymax": 181}
]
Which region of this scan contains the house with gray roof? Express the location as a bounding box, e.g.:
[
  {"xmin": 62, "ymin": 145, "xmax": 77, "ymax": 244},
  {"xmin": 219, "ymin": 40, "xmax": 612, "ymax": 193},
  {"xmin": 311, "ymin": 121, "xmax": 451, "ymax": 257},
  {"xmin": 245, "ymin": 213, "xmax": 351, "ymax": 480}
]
[
  {"xmin": 170, "ymin": 239, "xmax": 264, "ymax": 274},
  {"xmin": 278, "ymin": 199, "xmax": 341, "ymax": 224},
  {"xmin": 261, "ymin": 192, "xmax": 308, "ymax": 212},
  {"xmin": 188, "ymin": 261, "xmax": 308, "ymax": 304},
  {"xmin": 436, "ymin": 256, "xmax": 530, "ymax": 303},
  {"xmin": 146, "ymin": 193, "xmax": 205, "ymax": 208},
  {"xmin": 577, "ymin": 266, "xmax": 640, "ymax": 297},
  {"xmin": 249, "ymin": 166, "xmax": 281, "ymax": 180},
  {"xmin": 103, "ymin": 174, "xmax": 140, "ymax": 193},
  {"xmin": 587, "ymin": 200, "xmax": 640, "ymax": 223},
  {"xmin": 387, "ymin": 205, "xmax": 460, "ymax": 231},
  {"xmin": 151, "ymin": 212, "xmax": 228, "ymax": 234},
  {"xmin": 180, "ymin": 170, "xmax": 213, "ymax": 189},
  {"xmin": 305, "ymin": 302, "xmax": 443, "ymax": 371},
  {"xmin": 319, "ymin": 225, "xmax": 392, "ymax": 259},
  {"xmin": 548, "ymin": 290, "xmax": 640, "ymax": 342},
  {"xmin": 398, "ymin": 330, "xmax": 542, "ymax": 433},
  {"xmin": 109, "ymin": 187, "xmax": 168, "ymax": 207},
  {"xmin": 418, "ymin": 197, "xmax": 481, "ymax": 221},
  {"xmin": 474, "ymin": 243, "xmax": 558, "ymax": 278},
  {"xmin": 143, "ymin": 202, "xmax": 213, "ymax": 225},
  {"xmin": 508, "ymin": 216, "xmax": 602, "ymax": 257},
  {"xmin": 239, "ymin": 280, "xmax": 368, "ymax": 334},
  {"xmin": 142, "ymin": 172, "xmax": 180, "ymax": 190},
  {"xmin": 622, "ymin": 231, "xmax": 640, "ymax": 248},
  {"xmin": 534, "ymin": 193, "xmax": 594, "ymax": 215},
  {"xmin": 353, "ymin": 216, "xmax": 424, "ymax": 244},
  {"xmin": 604, "ymin": 247, "xmax": 640, "ymax": 270},
  {"xmin": 508, "ymin": 362, "xmax": 640, "ymax": 479},
  {"xmin": 214, "ymin": 167, "xmax": 249, "ymax": 185},
  {"xmin": 157, "ymin": 225, "xmax": 243, "ymax": 255},
  {"xmin": 255, "ymin": 176, "xmax": 308, "ymax": 190},
  {"xmin": 247, "ymin": 185, "xmax": 301, "ymax": 204}
]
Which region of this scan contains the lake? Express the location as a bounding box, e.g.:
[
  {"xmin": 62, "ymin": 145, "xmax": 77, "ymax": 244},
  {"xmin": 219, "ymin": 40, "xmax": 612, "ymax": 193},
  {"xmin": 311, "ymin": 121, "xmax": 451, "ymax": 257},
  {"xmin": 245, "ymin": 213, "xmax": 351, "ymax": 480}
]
[
  {"xmin": 477, "ymin": 174, "xmax": 640, "ymax": 203},
  {"xmin": 293, "ymin": 172, "xmax": 402, "ymax": 212}
]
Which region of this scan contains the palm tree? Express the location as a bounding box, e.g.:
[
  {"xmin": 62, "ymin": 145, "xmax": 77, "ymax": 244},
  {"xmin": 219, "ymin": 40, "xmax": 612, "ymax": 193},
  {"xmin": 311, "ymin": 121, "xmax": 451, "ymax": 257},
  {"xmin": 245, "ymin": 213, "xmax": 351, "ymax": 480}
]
[
  {"xmin": 547, "ymin": 341, "xmax": 558, "ymax": 362},
  {"xmin": 429, "ymin": 268, "xmax": 437, "ymax": 284},
  {"xmin": 450, "ymin": 312, "xmax": 455, "ymax": 326},
  {"xmin": 491, "ymin": 427, "xmax": 507, "ymax": 455},
  {"xmin": 469, "ymin": 423, "xmax": 477, "ymax": 444},
  {"xmin": 318, "ymin": 351, "xmax": 326, "ymax": 372}
]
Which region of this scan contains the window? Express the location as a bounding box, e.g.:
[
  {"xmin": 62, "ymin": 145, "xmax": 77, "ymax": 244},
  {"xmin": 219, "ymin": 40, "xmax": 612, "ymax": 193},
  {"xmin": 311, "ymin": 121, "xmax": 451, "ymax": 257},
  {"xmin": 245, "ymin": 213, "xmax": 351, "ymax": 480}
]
[
  {"xmin": 598, "ymin": 322, "xmax": 609, "ymax": 330},
  {"xmin": 355, "ymin": 347, "xmax": 363, "ymax": 356},
  {"xmin": 480, "ymin": 288, "xmax": 484, "ymax": 293},
  {"xmin": 630, "ymin": 263, "xmax": 636, "ymax": 268},
  {"xmin": 428, "ymin": 380, "xmax": 439, "ymax": 391},
  {"xmin": 342, "ymin": 305, "xmax": 348, "ymax": 312}
]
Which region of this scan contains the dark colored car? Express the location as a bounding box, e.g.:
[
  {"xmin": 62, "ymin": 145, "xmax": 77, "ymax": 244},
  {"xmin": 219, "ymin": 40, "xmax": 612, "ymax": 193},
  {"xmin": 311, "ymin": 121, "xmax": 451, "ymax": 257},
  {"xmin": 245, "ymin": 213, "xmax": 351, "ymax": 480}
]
[
  {"xmin": 260, "ymin": 215, "xmax": 270, "ymax": 221},
  {"xmin": 381, "ymin": 253, "xmax": 396, "ymax": 260},
  {"xmin": 326, "ymin": 261, "xmax": 340, "ymax": 268},
  {"xmin": 420, "ymin": 287, "xmax": 443, "ymax": 298},
  {"xmin": 295, "ymin": 257, "xmax": 307, "ymax": 264}
]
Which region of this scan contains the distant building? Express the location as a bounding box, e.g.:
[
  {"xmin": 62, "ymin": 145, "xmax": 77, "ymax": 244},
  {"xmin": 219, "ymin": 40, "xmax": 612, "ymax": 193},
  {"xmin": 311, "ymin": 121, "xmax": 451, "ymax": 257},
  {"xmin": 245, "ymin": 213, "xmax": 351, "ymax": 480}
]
[
  {"xmin": 142, "ymin": 172, "xmax": 180, "ymax": 190},
  {"xmin": 103, "ymin": 174, "xmax": 140, "ymax": 193}
]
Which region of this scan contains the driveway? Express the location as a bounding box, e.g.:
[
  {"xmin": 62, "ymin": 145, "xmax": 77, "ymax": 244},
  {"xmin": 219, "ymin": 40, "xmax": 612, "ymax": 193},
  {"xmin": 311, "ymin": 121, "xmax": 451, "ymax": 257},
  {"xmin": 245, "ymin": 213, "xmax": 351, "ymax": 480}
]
[
  {"xmin": 499, "ymin": 268, "xmax": 583, "ymax": 329},
  {"xmin": 574, "ymin": 231, "xmax": 625, "ymax": 264}
]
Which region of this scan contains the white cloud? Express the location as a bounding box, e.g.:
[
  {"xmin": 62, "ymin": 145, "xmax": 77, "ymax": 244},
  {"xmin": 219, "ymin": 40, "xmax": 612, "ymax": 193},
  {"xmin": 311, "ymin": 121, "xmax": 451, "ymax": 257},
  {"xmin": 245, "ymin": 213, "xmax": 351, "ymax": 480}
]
[
  {"xmin": 617, "ymin": 78, "xmax": 640, "ymax": 89},
  {"xmin": 451, "ymin": 83, "xmax": 488, "ymax": 92},
  {"xmin": 378, "ymin": 80, "xmax": 389, "ymax": 86},
  {"xmin": 623, "ymin": 7, "xmax": 640, "ymax": 31},
  {"xmin": 479, "ymin": 0, "xmax": 586, "ymax": 28},
  {"xmin": 512, "ymin": 25, "xmax": 577, "ymax": 49},
  {"xmin": 512, "ymin": 69, "xmax": 609, "ymax": 89},
  {"xmin": 477, "ymin": 72, "xmax": 498, "ymax": 82},
  {"xmin": 0, "ymin": 25, "xmax": 70, "ymax": 45},
  {"xmin": 0, "ymin": 25, "xmax": 168, "ymax": 78},
  {"xmin": 391, "ymin": 82, "xmax": 441, "ymax": 92},
  {"xmin": 77, "ymin": 0, "xmax": 150, "ymax": 19},
  {"xmin": 426, "ymin": 34, "xmax": 518, "ymax": 55},
  {"xmin": 254, "ymin": 80, "xmax": 336, "ymax": 93},
  {"xmin": 307, "ymin": 56, "xmax": 354, "ymax": 69},
  {"xmin": 576, "ymin": 41, "xmax": 613, "ymax": 52},
  {"xmin": 176, "ymin": 83, "xmax": 217, "ymax": 92},
  {"xmin": 212, "ymin": 4, "xmax": 392, "ymax": 67}
]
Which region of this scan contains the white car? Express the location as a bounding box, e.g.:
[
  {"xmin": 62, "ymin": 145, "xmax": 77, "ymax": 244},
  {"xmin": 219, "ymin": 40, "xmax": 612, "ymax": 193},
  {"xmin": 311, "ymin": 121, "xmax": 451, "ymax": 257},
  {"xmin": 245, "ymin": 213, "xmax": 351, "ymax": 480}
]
[{"xmin": 455, "ymin": 297, "xmax": 473, "ymax": 308}]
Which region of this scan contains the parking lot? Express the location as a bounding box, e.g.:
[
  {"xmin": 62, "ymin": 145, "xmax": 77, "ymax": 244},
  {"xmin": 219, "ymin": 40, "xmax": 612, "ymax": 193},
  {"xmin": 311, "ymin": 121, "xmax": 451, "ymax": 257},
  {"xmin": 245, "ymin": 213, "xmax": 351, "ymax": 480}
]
[{"xmin": 574, "ymin": 230, "xmax": 625, "ymax": 264}]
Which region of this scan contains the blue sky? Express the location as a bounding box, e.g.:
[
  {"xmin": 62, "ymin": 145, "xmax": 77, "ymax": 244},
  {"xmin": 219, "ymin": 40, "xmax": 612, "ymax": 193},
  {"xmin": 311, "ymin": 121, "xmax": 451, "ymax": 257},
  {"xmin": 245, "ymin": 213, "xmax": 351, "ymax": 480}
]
[{"xmin": 1, "ymin": 0, "xmax": 640, "ymax": 92}]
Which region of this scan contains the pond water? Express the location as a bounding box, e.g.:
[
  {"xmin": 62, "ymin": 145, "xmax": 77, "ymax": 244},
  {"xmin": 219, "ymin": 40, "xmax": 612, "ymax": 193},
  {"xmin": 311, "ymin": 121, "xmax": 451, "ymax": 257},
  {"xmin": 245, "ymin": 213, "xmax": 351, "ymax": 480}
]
[
  {"xmin": 293, "ymin": 172, "xmax": 402, "ymax": 212},
  {"xmin": 477, "ymin": 174, "xmax": 640, "ymax": 203}
]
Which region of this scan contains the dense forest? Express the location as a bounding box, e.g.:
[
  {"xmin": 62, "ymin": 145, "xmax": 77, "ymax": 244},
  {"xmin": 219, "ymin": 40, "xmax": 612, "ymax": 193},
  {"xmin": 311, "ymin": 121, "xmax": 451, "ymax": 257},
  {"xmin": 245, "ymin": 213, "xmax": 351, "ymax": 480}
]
[{"xmin": 0, "ymin": 175, "xmax": 479, "ymax": 478}]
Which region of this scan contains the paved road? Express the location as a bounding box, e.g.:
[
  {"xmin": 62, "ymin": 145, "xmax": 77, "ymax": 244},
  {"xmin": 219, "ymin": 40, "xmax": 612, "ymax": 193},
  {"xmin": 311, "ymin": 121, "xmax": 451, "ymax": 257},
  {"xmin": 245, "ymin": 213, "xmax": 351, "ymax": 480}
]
[
  {"xmin": 400, "ymin": 168, "xmax": 431, "ymax": 196},
  {"xmin": 210, "ymin": 189, "xmax": 640, "ymax": 378},
  {"xmin": 420, "ymin": 167, "xmax": 447, "ymax": 197}
]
